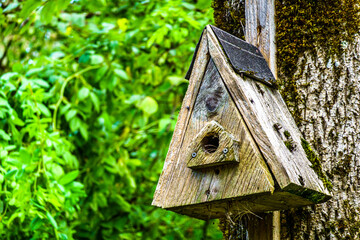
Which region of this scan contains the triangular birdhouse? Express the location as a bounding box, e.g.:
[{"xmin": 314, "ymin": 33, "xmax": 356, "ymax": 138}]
[{"xmin": 152, "ymin": 25, "xmax": 331, "ymax": 220}]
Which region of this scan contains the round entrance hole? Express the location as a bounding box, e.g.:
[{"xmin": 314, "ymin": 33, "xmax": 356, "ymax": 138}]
[{"xmin": 201, "ymin": 134, "xmax": 219, "ymax": 153}]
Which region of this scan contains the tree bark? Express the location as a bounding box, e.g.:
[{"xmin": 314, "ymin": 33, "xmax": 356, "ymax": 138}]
[
  {"xmin": 279, "ymin": 35, "xmax": 360, "ymax": 240},
  {"xmin": 213, "ymin": 0, "xmax": 360, "ymax": 239}
]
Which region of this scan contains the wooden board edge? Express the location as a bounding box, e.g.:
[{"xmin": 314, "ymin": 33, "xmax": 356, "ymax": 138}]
[{"xmin": 282, "ymin": 183, "xmax": 332, "ymax": 204}]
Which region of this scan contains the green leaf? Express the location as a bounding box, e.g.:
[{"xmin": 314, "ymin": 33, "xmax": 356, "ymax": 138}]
[
  {"xmin": 181, "ymin": 2, "xmax": 195, "ymax": 10},
  {"xmin": 138, "ymin": 96, "xmax": 158, "ymax": 115},
  {"xmin": 5, "ymin": 169, "xmax": 18, "ymax": 179},
  {"xmin": 3, "ymin": 2, "xmax": 19, "ymax": 13},
  {"xmin": 50, "ymin": 164, "xmax": 64, "ymax": 179},
  {"xmin": 79, "ymin": 123, "xmax": 88, "ymax": 140},
  {"xmin": 78, "ymin": 87, "xmax": 90, "ymax": 100},
  {"xmin": 59, "ymin": 170, "xmax": 79, "ymax": 185},
  {"xmin": 50, "ymin": 51, "xmax": 65, "ymax": 59},
  {"xmin": 40, "ymin": 1, "xmax": 57, "ymax": 24},
  {"xmin": 31, "ymin": 79, "xmax": 50, "ymax": 88},
  {"xmin": 12, "ymin": 62, "xmax": 23, "ymax": 72},
  {"xmin": 90, "ymin": 55, "xmax": 104, "ymax": 65},
  {"xmin": 57, "ymin": 0, "xmax": 71, "ymax": 12},
  {"xmin": 65, "ymin": 109, "xmax": 77, "ymax": 121},
  {"xmin": 59, "ymin": 233, "xmax": 69, "ymax": 240},
  {"xmin": 38, "ymin": 103, "xmax": 51, "ymax": 117},
  {"xmin": 0, "ymin": 98, "xmax": 9, "ymax": 107},
  {"xmin": 30, "ymin": 216, "xmax": 43, "ymax": 231},
  {"xmin": 115, "ymin": 195, "xmax": 131, "ymax": 212},
  {"xmin": 167, "ymin": 76, "xmax": 187, "ymax": 86},
  {"xmin": 0, "ymin": 72, "xmax": 19, "ymax": 81},
  {"xmin": 46, "ymin": 212, "xmax": 58, "ymax": 229},
  {"xmin": 158, "ymin": 118, "xmax": 171, "ymax": 131},
  {"xmin": 25, "ymin": 67, "xmax": 43, "ymax": 77},
  {"xmin": 71, "ymin": 13, "xmax": 86, "ymax": 27},
  {"xmin": 20, "ymin": 0, "xmax": 41, "ymax": 18},
  {"xmin": 90, "ymin": 92, "xmax": 100, "ymax": 112},
  {"xmin": 0, "ymin": 130, "xmax": 10, "ymax": 141},
  {"xmin": 7, "ymin": 211, "xmax": 20, "ymax": 227},
  {"xmin": 114, "ymin": 69, "xmax": 129, "ymax": 80},
  {"xmin": 69, "ymin": 117, "xmax": 81, "ymax": 132}
]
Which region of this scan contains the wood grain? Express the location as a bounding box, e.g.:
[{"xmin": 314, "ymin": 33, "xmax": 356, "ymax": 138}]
[{"xmin": 245, "ymin": 0, "xmax": 277, "ymax": 77}]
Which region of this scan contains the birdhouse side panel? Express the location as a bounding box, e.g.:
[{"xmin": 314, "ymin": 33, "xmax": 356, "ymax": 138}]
[{"xmin": 241, "ymin": 79, "xmax": 329, "ymax": 194}]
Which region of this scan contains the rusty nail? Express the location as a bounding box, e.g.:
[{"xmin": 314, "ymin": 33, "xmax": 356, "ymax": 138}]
[
  {"xmin": 192, "ymin": 152, "xmax": 197, "ymax": 158},
  {"xmin": 223, "ymin": 148, "xmax": 228, "ymax": 154}
]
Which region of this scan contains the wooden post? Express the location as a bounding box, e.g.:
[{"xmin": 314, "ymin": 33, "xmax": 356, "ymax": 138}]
[
  {"xmin": 245, "ymin": 0, "xmax": 277, "ymax": 77},
  {"xmin": 245, "ymin": 0, "xmax": 280, "ymax": 239}
]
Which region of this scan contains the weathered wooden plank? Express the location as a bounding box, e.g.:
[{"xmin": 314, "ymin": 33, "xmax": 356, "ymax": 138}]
[
  {"xmin": 245, "ymin": 0, "xmax": 277, "ymax": 76},
  {"xmin": 245, "ymin": 1, "xmax": 279, "ymax": 238}
]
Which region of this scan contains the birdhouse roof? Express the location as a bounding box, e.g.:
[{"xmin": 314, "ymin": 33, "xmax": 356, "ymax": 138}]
[{"xmin": 185, "ymin": 25, "xmax": 276, "ymax": 87}]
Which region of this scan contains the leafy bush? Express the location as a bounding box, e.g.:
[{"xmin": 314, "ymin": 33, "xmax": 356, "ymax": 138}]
[{"xmin": 0, "ymin": 0, "xmax": 222, "ymax": 239}]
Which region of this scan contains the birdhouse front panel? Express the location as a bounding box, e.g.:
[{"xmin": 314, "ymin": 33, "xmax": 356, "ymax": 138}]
[
  {"xmin": 159, "ymin": 57, "xmax": 274, "ymax": 210},
  {"xmin": 152, "ymin": 25, "xmax": 331, "ymax": 220}
]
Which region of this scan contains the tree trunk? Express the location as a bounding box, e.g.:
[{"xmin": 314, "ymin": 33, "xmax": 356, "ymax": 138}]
[
  {"xmin": 213, "ymin": 0, "xmax": 360, "ymax": 239},
  {"xmin": 278, "ymin": 31, "xmax": 360, "ymax": 240}
]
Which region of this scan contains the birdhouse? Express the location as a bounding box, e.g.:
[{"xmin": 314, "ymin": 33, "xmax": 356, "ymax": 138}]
[{"xmin": 152, "ymin": 25, "xmax": 331, "ymax": 220}]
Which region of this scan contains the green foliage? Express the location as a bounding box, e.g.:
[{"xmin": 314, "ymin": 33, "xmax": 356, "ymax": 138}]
[{"xmin": 0, "ymin": 0, "xmax": 222, "ymax": 239}]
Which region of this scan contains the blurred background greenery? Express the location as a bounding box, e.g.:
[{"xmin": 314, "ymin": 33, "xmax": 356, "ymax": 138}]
[{"xmin": 0, "ymin": 0, "xmax": 223, "ymax": 239}]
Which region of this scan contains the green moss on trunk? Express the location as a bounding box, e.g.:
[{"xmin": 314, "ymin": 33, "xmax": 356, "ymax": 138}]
[
  {"xmin": 276, "ymin": 0, "xmax": 360, "ymax": 123},
  {"xmin": 211, "ymin": 0, "xmax": 245, "ymax": 39},
  {"xmin": 301, "ymin": 138, "xmax": 333, "ymax": 191}
]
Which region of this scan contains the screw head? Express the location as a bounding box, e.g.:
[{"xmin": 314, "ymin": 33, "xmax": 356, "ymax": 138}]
[
  {"xmin": 223, "ymin": 148, "xmax": 228, "ymax": 154},
  {"xmin": 192, "ymin": 152, "xmax": 197, "ymax": 158}
]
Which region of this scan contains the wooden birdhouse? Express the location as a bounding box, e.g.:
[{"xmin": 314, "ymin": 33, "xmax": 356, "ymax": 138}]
[{"xmin": 152, "ymin": 25, "xmax": 331, "ymax": 220}]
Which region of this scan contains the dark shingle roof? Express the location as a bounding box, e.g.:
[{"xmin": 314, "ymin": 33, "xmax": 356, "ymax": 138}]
[{"xmin": 185, "ymin": 25, "xmax": 276, "ymax": 87}]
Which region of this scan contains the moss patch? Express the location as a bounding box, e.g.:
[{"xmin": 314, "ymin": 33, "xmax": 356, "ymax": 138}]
[
  {"xmin": 283, "ymin": 130, "xmax": 296, "ymax": 152},
  {"xmin": 212, "ymin": 0, "xmax": 245, "ymax": 39},
  {"xmin": 276, "ymin": 0, "xmax": 360, "ymax": 123},
  {"xmin": 301, "ymin": 138, "xmax": 333, "ymax": 191}
]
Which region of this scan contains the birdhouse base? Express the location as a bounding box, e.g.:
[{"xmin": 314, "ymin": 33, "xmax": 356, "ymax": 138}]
[{"xmin": 167, "ymin": 191, "xmax": 316, "ymax": 220}]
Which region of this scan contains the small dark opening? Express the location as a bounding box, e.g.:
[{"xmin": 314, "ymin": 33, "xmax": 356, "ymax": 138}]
[
  {"xmin": 214, "ymin": 169, "xmax": 220, "ymax": 175},
  {"xmin": 201, "ymin": 134, "xmax": 219, "ymax": 153},
  {"xmin": 299, "ymin": 176, "xmax": 305, "ymax": 186}
]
